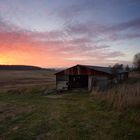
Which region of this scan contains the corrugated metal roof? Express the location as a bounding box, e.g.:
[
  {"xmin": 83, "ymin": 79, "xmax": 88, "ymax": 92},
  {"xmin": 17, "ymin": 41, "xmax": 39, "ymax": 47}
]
[
  {"xmin": 55, "ymin": 64, "xmax": 128, "ymax": 75},
  {"xmin": 80, "ymin": 65, "xmax": 112, "ymax": 74}
]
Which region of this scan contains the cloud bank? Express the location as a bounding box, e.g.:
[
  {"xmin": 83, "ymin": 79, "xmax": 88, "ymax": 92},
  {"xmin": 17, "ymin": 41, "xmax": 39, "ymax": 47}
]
[{"xmin": 0, "ymin": 0, "xmax": 140, "ymax": 67}]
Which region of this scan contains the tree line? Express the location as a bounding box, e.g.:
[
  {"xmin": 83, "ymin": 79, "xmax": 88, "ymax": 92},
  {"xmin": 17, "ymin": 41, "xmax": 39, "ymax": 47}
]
[{"xmin": 111, "ymin": 52, "xmax": 140, "ymax": 74}]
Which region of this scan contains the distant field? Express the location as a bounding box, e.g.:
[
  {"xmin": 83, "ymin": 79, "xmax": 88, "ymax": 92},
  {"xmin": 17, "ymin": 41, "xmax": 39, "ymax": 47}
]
[{"xmin": 0, "ymin": 70, "xmax": 56, "ymax": 90}]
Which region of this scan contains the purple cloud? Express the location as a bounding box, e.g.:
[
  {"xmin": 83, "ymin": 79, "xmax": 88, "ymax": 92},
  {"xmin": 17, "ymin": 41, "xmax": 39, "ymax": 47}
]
[
  {"xmin": 0, "ymin": 16, "xmax": 126, "ymax": 65},
  {"xmin": 109, "ymin": 18, "xmax": 140, "ymax": 32}
]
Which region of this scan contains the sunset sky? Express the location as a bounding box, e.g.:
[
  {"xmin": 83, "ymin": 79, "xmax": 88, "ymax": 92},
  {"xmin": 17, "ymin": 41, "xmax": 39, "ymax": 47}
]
[{"xmin": 0, "ymin": 0, "xmax": 140, "ymax": 68}]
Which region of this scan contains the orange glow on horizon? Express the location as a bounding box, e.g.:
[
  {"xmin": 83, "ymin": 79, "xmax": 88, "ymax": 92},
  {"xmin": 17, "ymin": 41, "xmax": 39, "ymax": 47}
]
[{"xmin": 0, "ymin": 44, "xmax": 74, "ymax": 68}]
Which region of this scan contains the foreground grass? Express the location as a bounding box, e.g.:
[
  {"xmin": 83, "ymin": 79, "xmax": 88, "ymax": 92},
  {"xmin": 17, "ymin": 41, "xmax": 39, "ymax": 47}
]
[{"xmin": 0, "ymin": 90, "xmax": 140, "ymax": 140}]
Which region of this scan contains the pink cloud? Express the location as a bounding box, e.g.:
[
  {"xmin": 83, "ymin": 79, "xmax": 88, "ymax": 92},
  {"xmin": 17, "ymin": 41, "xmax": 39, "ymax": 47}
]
[{"xmin": 0, "ymin": 17, "xmax": 128, "ymax": 67}]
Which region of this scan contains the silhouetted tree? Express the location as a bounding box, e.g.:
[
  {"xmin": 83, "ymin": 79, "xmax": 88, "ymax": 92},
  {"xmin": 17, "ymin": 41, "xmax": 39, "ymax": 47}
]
[
  {"xmin": 133, "ymin": 53, "xmax": 140, "ymax": 73},
  {"xmin": 113, "ymin": 63, "xmax": 123, "ymax": 70},
  {"xmin": 112, "ymin": 63, "xmax": 124, "ymax": 75},
  {"xmin": 125, "ymin": 65, "xmax": 130, "ymax": 72}
]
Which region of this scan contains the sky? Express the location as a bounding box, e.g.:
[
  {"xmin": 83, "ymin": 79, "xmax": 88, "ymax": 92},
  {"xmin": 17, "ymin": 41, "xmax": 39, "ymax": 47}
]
[{"xmin": 0, "ymin": 0, "xmax": 140, "ymax": 68}]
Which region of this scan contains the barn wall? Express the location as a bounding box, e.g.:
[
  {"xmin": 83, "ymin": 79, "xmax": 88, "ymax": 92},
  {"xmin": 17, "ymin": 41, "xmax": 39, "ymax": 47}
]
[
  {"xmin": 56, "ymin": 75, "xmax": 69, "ymax": 81},
  {"xmin": 56, "ymin": 75, "xmax": 69, "ymax": 90},
  {"xmin": 96, "ymin": 76, "xmax": 110, "ymax": 90},
  {"xmin": 56, "ymin": 74, "xmax": 111, "ymax": 91},
  {"xmin": 88, "ymin": 76, "xmax": 110, "ymax": 91},
  {"xmin": 88, "ymin": 76, "xmax": 93, "ymax": 91}
]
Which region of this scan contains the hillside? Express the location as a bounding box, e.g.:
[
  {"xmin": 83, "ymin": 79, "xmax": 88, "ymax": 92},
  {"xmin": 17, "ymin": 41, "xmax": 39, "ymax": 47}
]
[{"xmin": 0, "ymin": 65, "xmax": 42, "ymax": 70}]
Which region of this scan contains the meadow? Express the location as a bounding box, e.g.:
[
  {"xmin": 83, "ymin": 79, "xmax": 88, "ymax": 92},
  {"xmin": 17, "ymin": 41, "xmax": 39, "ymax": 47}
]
[
  {"xmin": 0, "ymin": 71, "xmax": 140, "ymax": 140},
  {"xmin": 0, "ymin": 70, "xmax": 56, "ymax": 91}
]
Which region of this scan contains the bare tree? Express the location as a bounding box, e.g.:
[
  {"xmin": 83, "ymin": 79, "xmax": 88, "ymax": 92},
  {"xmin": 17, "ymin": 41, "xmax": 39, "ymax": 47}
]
[
  {"xmin": 112, "ymin": 63, "xmax": 124, "ymax": 75},
  {"xmin": 133, "ymin": 53, "xmax": 140, "ymax": 73}
]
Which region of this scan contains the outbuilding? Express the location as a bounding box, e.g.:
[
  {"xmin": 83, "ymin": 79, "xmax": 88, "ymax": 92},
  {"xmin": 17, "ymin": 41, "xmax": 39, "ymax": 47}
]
[{"xmin": 55, "ymin": 65, "xmax": 128, "ymax": 91}]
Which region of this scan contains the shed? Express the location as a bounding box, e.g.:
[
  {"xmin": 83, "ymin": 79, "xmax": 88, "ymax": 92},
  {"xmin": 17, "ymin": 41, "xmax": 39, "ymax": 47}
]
[{"xmin": 55, "ymin": 65, "xmax": 128, "ymax": 91}]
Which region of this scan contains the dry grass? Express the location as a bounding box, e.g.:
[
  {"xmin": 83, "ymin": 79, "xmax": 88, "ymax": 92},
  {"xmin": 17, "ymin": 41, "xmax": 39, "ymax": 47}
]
[
  {"xmin": 0, "ymin": 104, "xmax": 34, "ymax": 122},
  {"xmin": 91, "ymin": 72, "xmax": 140, "ymax": 110},
  {"xmin": 0, "ymin": 70, "xmax": 56, "ymax": 91}
]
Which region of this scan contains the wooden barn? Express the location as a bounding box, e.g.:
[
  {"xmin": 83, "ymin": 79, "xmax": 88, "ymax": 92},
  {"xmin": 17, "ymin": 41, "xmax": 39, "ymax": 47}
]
[{"xmin": 55, "ymin": 65, "xmax": 128, "ymax": 91}]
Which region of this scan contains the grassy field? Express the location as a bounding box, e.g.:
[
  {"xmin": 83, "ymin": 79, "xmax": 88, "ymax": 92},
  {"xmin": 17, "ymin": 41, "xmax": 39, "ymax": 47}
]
[
  {"xmin": 0, "ymin": 71, "xmax": 140, "ymax": 140},
  {"xmin": 0, "ymin": 70, "xmax": 55, "ymax": 91}
]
